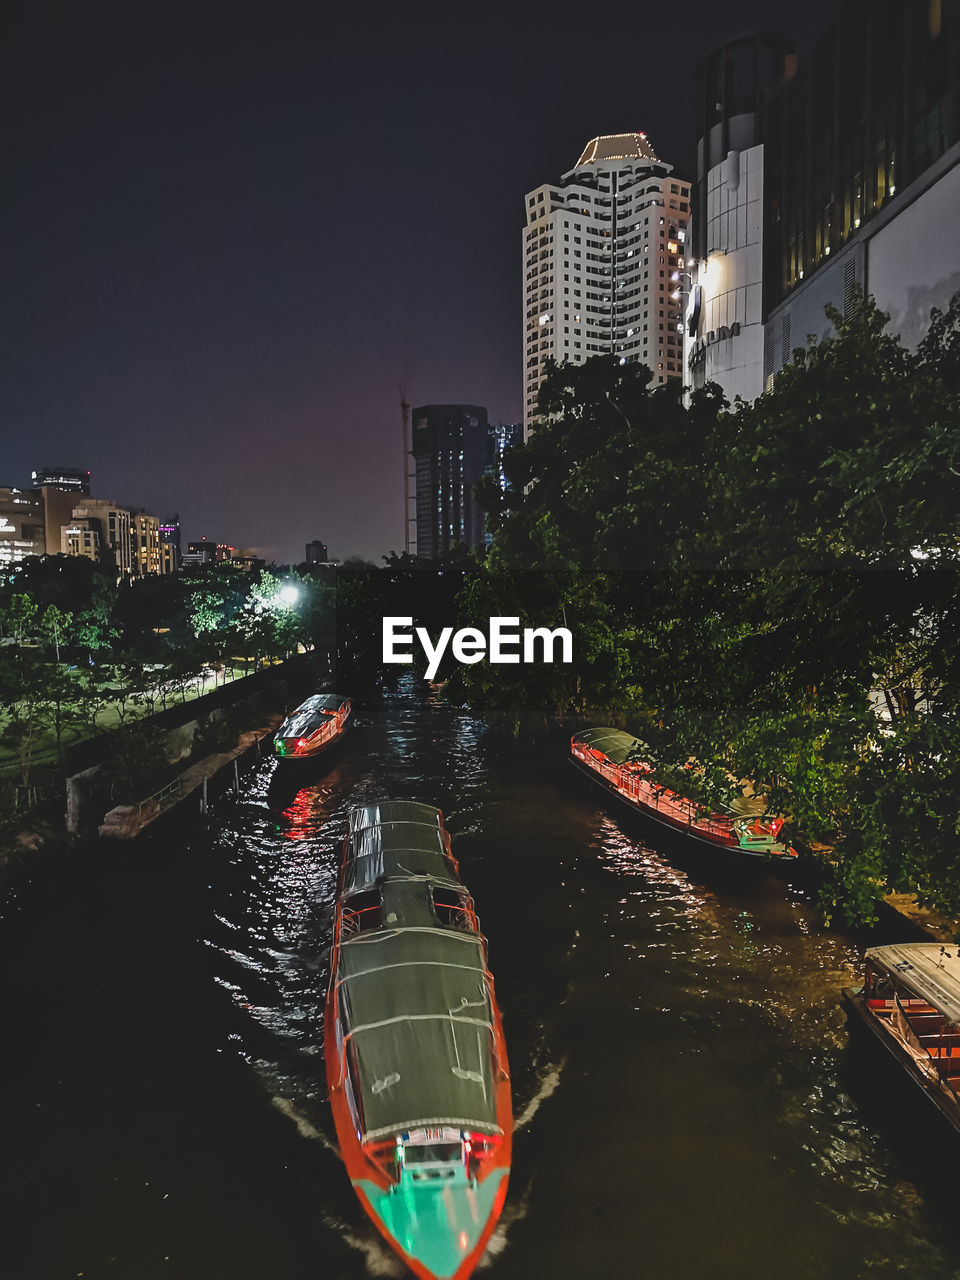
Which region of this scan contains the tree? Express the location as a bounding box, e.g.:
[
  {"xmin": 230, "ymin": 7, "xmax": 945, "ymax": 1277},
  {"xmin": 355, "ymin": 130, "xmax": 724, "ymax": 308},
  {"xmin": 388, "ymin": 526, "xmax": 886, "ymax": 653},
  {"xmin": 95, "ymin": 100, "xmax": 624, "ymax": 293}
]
[
  {"xmin": 40, "ymin": 604, "xmax": 72, "ymax": 663},
  {"xmin": 0, "ymin": 594, "xmax": 38, "ymax": 646},
  {"xmin": 462, "ymin": 294, "xmax": 960, "ymax": 923},
  {"xmin": 0, "ymin": 651, "xmax": 51, "ymax": 786}
]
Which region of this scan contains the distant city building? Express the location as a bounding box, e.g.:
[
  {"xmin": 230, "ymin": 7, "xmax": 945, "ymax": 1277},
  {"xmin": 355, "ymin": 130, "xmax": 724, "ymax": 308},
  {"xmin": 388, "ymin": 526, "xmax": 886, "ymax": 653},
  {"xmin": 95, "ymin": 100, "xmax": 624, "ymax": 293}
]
[
  {"xmin": 60, "ymin": 517, "xmax": 101, "ymax": 561},
  {"xmin": 0, "ymin": 487, "xmax": 45, "ymax": 566},
  {"xmin": 31, "ymin": 466, "xmax": 91, "ymax": 495},
  {"xmin": 412, "ymin": 404, "xmax": 488, "ymax": 559},
  {"xmin": 231, "ymin": 549, "xmax": 266, "ymax": 572},
  {"xmin": 40, "ymin": 485, "xmax": 84, "ymax": 556},
  {"xmin": 130, "ymin": 510, "xmax": 163, "ymax": 576},
  {"xmin": 305, "ymin": 539, "xmax": 329, "ymax": 564},
  {"xmin": 159, "ymin": 515, "xmax": 181, "ymax": 574},
  {"xmin": 183, "ymin": 540, "xmax": 217, "ymax": 568},
  {"xmin": 523, "ymin": 134, "xmax": 691, "ymax": 432},
  {"xmin": 686, "ymin": 3, "xmax": 960, "ymax": 400},
  {"xmin": 69, "ymin": 500, "xmax": 133, "ymax": 575}
]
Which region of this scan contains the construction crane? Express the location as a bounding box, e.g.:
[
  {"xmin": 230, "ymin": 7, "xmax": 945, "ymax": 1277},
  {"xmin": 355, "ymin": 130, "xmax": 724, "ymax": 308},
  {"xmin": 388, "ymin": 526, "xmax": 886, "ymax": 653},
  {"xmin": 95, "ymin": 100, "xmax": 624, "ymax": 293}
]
[{"xmin": 399, "ymin": 387, "xmax": 415, "ymax": 555}]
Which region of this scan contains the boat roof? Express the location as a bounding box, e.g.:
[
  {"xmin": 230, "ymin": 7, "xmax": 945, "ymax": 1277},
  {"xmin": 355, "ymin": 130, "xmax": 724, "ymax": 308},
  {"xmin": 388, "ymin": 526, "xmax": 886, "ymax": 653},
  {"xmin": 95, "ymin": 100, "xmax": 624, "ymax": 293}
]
[
  {"xmin": 295, "ymin": 693, "xmax": 348, "ymax": 712},
  {"xmin": 335, "ymin": 801, "xmax": 500, "ymax": 1142},
  {"xmin": 574, "ymin": 726, "xmax": 648, "ymax": 765},
  {"xmin": 343, "ymin": 802, "xmax": 458, "ymax": 897},
  {"xmin": 866, "ymin": 943, "xmax": 960, "ymax": 1026}
]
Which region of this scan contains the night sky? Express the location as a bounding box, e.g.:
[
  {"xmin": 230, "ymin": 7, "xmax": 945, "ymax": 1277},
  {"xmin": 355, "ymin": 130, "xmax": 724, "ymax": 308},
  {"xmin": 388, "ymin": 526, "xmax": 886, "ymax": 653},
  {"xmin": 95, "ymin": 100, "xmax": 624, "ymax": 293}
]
[{"xmin": 4, "ymin": 0, "xmax": 837, "ymax": 564}]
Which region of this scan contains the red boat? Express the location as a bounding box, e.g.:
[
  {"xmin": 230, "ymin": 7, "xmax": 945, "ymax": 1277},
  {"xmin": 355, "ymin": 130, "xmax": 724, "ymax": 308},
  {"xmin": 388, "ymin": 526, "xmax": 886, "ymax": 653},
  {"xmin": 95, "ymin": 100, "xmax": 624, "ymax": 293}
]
[
  {"xmin": 324, "ymin": 800, "xmax": 512, "ymax": 1279},
  {"xmin": 571, "ymin": 726, "xmax": 796, "ymax": 859},
  {"xmin": 273, "ymin": 693, "xmax": 350, "ymax": 760}
]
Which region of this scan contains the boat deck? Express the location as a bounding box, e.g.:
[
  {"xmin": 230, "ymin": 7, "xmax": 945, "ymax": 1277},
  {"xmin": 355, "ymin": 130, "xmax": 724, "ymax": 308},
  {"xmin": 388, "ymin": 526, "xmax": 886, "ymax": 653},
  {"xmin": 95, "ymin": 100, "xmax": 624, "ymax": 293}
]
[{"xmin": 867, "ymin": 996, "xmax": 960, "ymax": 1096}]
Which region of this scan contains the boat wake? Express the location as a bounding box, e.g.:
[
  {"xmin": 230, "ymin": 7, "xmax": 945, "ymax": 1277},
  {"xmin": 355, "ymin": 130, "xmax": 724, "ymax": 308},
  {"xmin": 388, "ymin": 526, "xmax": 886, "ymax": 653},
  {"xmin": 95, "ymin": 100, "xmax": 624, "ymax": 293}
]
[
  {"xmin": 476, "ymin": 1182, "xmax": 532, "ymax": 1266},
  {"xmin": 514, "ymin": 1056, "xmax": 566, "ymax": 1131},
  {"xmin": 321, "ymin": 1213, "xmax": 406, "ymax": 1277},
  {"xmin": 271, "ymin": 1095, "xmax": 337, "ymax": 1149}
]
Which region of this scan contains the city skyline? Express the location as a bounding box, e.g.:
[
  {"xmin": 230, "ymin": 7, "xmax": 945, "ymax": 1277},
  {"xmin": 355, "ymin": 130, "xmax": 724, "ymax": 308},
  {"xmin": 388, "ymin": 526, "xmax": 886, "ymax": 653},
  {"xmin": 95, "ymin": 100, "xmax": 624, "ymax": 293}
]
[{"xmin": 3, "ymin": 0, "xmax": 837, "ymax": 564}]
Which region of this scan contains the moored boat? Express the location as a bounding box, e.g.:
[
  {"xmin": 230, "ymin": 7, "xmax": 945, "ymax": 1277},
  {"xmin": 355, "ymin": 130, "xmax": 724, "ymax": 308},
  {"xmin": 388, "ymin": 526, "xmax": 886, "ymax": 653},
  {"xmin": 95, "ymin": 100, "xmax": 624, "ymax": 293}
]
[
  {"xmin": 273, "ymin": 693, "xmax": 350, "ymax": 760},
  {"xmin": 843, "ymin": 943, "xmax": 960, "ymax": 1135},
  {"xmin": 324, "ymin": 800, "xmax": 512, "ymax": 1280},
  {"xmin": 570, "ymin": 726, "xmax": 796, "ymax": 859}
]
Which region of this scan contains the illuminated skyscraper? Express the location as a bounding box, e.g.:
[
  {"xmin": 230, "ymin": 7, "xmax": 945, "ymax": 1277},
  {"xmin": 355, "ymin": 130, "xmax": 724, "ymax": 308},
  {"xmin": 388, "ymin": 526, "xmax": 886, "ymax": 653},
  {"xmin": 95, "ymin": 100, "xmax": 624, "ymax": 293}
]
[
  {"xmin": 411, "ymin": 404, "xmax": 488, "ymax": 559},
  {"xmin": 523, "ymin": 134, "xmax": 690, "ymax": 432}
]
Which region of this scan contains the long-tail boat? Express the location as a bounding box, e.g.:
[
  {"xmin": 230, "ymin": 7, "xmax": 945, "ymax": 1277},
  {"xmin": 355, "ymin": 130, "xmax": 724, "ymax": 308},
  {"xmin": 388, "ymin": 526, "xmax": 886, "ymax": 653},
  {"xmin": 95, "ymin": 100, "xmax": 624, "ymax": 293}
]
[
  {"xmin": 570, "ymin": 726, "xmax": 796, "ymax": 859},
  {"xmin": 324, "ymin": 800, "xmax": 512, "ymax": 1279},
  {"xmin": 843, "ymin": 942, "xmax": 960, "ymax": 1135}
]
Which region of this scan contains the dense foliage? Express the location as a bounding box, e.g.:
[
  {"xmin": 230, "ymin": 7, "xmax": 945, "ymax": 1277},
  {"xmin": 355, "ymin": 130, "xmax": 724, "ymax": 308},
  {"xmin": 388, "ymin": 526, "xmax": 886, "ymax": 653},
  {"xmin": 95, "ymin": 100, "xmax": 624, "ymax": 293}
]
[
  {"xmin": 454, "ymin": 292, "xmax": 960, "ymax": 924},
  {"xmin": 0, "ymin": 559, "xmax": 336, "ymax": 794}
]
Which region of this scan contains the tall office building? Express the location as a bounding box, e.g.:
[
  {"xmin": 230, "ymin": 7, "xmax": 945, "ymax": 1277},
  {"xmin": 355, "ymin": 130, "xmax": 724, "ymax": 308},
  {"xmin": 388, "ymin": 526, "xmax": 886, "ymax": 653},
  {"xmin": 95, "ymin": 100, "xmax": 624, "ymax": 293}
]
[
  {"xmin": 685, "ymin": 32, "xmax": 795, "ymax": 402},
  {"xmin": 685, "ymin": 2, "xmax": 960, "ymax": 399},
  {"xmin": 412, "ymin": 404, "xmax": 488, "ymax": 559},
  {"xmin": 523, "ymin": 134, "xmax": 691, "ymax": 433},
  {"xmin": 305, "ymin": 539, "xmax": 329, "ymax": 564}
]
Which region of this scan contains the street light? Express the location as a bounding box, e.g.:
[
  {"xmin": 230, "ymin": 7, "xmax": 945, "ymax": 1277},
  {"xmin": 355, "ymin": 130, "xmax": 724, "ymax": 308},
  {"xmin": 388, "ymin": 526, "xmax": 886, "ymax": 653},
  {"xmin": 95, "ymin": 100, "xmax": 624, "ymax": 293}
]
[{"xmin": 279, "ymin": 584, "xmax": 300, "ymax": 606}]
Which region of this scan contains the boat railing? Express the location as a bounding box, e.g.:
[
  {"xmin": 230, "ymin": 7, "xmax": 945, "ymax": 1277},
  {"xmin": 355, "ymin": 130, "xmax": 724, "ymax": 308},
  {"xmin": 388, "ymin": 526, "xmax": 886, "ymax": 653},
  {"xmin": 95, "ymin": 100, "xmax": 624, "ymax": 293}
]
[
  {"xmin": 576, "ymin": 739, "xmax": 797, "ymax": 848},
  {"xmin": 341, "ymin": 902, "xmax": 382, "ymax": 936}
]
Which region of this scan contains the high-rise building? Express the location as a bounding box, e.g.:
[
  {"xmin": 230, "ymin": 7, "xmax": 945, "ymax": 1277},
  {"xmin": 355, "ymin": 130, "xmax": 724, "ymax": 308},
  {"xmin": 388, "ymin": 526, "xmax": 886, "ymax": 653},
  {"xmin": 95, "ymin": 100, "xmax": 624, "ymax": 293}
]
[
  {"xmin": 523, "ymin": 134, "xmax": 691, "ymax": 432},
  {"xmin": 305, "ymin": 539, "xmax": 329, "ymax": 564},
  {"xmin": 685, "ymin": 32, "xmax": 795, "ymax": 403},
  {"xmin": 31, "ymin": 466, "xmax": 91, "ymax": 494},
  {"xmin": 412, "ymin": 404, "xmax": 488, "ymax": 559},
  {"xmin": 685, "ymin": 2, "xmax": 960, "ymax": 400},
  {"xmin": 0, "ymin": 487, "xmax": 45, "ymax": 566},
  {"xmin": 130, "ymin": 511, "xmax": 163, "ymax": 576}
]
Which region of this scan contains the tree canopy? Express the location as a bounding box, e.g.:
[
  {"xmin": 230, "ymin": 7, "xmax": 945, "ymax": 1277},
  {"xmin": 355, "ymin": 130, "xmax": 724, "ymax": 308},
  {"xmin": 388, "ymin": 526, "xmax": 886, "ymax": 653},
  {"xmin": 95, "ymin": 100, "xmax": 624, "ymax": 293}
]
[{"xmin": 454, "ymin": 292, "xmax": 960, "ymax": 924}]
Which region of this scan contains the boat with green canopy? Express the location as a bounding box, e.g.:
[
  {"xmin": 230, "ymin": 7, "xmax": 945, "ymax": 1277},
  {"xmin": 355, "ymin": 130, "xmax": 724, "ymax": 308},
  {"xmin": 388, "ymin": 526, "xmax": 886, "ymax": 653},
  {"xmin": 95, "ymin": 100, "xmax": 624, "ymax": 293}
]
[
  {"xmin": 843, "ymin": 943, "xmax": 960, "ymax": 1134},
  {"xmin": 324, "ymin": 800, "xmax": 512, "ymax": 1280},
  {"xmin": 273, "ymin": 693, "xmax": 350, "ymax": 761},
  {"xmin": 570, "ymin": 726, "xmax": 796, "ymax": 859}
]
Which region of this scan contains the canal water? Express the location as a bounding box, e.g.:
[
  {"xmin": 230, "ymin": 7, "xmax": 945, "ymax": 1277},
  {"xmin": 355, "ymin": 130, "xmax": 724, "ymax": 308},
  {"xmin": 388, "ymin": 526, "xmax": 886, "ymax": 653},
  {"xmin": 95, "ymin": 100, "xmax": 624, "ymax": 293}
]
[{"xmin": 2, "ymin": 676, "xmax": 959, "ymax": 1280}]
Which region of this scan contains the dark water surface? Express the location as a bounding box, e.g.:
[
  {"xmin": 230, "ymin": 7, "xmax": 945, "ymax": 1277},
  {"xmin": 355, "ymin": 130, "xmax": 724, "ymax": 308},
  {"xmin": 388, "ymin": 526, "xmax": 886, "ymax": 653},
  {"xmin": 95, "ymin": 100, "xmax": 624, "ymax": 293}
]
[{"xmin": 2, "ymin": 678, "xmax": 959, "ymax": 1279}]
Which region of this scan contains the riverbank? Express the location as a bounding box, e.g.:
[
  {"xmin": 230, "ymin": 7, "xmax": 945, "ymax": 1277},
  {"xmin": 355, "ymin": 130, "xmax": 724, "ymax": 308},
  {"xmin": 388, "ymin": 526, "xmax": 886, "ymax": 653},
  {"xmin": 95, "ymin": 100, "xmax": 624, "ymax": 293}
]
[
  {"xmin": 1, "ymin": 652, "xmax": 331, "ymax": 861},
  {"xmin": 98, "ymin": 712, "xmax": 286, "ymax": 838}
]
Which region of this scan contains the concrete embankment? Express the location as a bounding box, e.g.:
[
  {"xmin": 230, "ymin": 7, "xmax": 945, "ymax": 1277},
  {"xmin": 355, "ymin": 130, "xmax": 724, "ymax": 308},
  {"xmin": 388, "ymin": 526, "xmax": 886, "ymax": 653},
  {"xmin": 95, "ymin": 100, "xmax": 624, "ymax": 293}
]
[
  {"xmin": 62, "ymin": 654, "xmax": 330, "ymax": 840},
  {"xmin": 97, "ymin": 714, "xmax": 286, "ymax": 839}
]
